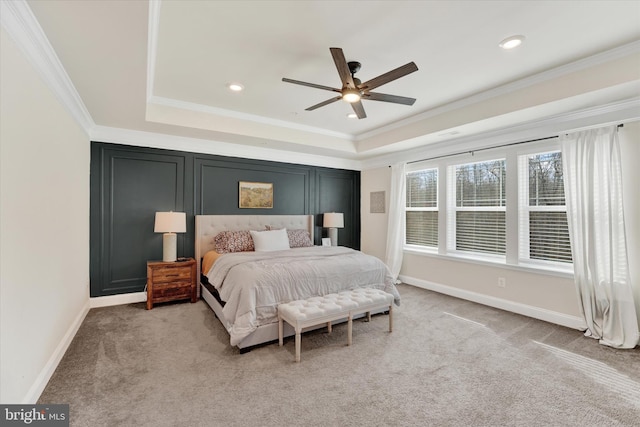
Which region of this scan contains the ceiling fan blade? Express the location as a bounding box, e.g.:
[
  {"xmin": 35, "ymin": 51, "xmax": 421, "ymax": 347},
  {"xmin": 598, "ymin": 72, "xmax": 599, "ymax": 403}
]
[
  {"xmin": 330, "ymin": 47, "xmax": 356, "ymax": 89},
  {"xmin": 282, "ymin": 78, "xmax": 341, "ymax": 93},
  {"xmin": 361, "ymin": 62, "xmax": 418, "ymax": 92},
  {"xmin": 351, "ymin": 100, "xmax": 367, "ymax": 119},
  {"xmin": 363, "ymin": 92, "xmax": 416, "ymax": 105},
  {"xmin": 305, "ymin": 96, "xmax": 342, "ymax": 111}
]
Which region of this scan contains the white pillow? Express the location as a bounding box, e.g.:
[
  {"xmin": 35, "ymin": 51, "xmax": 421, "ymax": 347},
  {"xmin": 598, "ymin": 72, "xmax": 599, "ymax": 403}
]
[{"xmin": 250, "ymin": 229, "xmax": 291, "ymax": 252}]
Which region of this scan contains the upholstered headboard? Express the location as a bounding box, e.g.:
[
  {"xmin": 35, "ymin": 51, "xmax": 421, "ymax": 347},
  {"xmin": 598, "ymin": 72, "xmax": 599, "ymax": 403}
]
[{"xmin": 194, "ymin": 215, "xmax": 314, "ymax": 294}]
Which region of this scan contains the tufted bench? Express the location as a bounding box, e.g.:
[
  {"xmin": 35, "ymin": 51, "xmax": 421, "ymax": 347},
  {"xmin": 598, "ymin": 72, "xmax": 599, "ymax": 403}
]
[{"xmin": 278, "ymin": 288, "xmax": 394, "ymax": 362}]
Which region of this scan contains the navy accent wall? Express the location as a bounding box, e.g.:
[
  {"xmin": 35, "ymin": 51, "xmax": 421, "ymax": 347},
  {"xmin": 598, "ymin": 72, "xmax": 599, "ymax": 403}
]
[{"xmin": 90, "ymin": 142, "xmax": 361, "ymax": 297}]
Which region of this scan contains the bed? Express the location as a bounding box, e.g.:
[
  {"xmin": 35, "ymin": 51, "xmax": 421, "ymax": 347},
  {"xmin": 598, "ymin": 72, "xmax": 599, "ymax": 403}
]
[{"xmin": 195, "ymin": 214, "xmax": 400, "ymax": 351}]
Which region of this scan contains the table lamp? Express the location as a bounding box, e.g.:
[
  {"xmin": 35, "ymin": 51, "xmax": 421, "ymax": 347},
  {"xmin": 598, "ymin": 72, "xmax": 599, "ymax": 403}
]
[
  {"xmin": 154, "ymin": 211, "xmax": 186, "ymax": 262},
  {"xmin": 323, "ymin": 212, "xmax": 344, "ymax": 247}
]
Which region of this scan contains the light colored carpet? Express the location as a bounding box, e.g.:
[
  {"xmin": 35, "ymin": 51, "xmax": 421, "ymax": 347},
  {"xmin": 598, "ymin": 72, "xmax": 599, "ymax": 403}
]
[{"xmin": 39, "ymin": 284, "xmax": 640, "ymax": 426}]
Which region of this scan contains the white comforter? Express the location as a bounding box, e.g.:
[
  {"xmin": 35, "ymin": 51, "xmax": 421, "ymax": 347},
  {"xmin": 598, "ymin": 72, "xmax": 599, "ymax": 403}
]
[{"xmin": 206, "ymin": 246, "xmax": 400, "ymax": 346}]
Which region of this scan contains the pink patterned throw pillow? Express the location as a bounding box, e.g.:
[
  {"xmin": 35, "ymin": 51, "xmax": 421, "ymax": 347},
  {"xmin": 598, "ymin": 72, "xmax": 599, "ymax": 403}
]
[
  {"xmin": 265, "ymin": 226, "xmax": 313, "ymax": 248},
  {"xmin": 286, "ymin": 229, "xmax": 313, "ymax": 248},
  {"xmin": 214, "ymin": 230, "xmax": 255, "ymax": 253}
]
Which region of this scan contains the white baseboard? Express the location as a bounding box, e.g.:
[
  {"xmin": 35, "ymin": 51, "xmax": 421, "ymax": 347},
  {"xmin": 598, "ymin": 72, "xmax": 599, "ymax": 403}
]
[
  {"xmin": 399, "ymin": 275, "xmax": 587, "ymax": 331},
  {"xmin": 22, "ymin": 300, "xmax": 90, "ymax": 404},
  {"xmin": 22, "ymin": 292, "xmax": 147, "ymax": 403},
  {"xmin": 89, "ymin": 292, "xmax": 146, "ymax": 308}
]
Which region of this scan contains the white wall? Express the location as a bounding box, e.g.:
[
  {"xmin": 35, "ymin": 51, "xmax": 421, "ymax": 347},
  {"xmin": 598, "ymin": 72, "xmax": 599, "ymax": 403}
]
[
  {"xmin": 0, "ymin": 28, "xmax": 90, "ymax": 403},
  {"xmin": 361, "ymin": 123, "xmax": 640, "ymax": 330},
  {"xmin": 361, "ymin": 166, "xmax": 391, "ymax": 261}
]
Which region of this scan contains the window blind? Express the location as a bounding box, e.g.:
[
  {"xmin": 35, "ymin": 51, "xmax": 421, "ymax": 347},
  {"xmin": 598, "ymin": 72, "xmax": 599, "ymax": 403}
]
[
  {"xmin": 406, "ymin": 169, "xmax": 438, "ymax": 247},
  {"xmin": 456, "ymin": 211, "xmax": 506, "ymax": 254},
  {"xmin": 406, "ymin": 211, "xmax": 438, "ymax": 246},
  {"xmin": 529, "ymin": 212, "xmax": 571, "ymax": 262},
  {"xmin": 519, "ymin": 151, "xmax": 572, "ymax": 263},
  {"xmin": 450, "ymin": 159, "xmax": 506, "ymax": 255}
]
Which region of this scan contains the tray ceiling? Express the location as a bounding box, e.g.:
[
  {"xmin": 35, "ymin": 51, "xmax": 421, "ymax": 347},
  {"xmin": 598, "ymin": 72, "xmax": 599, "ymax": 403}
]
[{"xmin": 25, "ymin": 0, "xmax": 640, "ymax": 163}]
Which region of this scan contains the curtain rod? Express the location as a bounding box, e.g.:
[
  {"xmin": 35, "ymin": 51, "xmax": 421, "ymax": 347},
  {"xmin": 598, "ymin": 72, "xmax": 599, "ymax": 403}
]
[
  {"xmin": 405, "ymin": 135, "xmax": 557, "ymax": 165},
  {"xmin": 403, "ymin": 123, "xmax": 624, "ymax": 166}
]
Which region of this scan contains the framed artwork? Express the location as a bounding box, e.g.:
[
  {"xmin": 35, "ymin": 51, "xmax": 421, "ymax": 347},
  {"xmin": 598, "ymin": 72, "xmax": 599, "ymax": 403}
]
[{"xmin": 239, "ymin": 181, "xmax": 273, "ymax": 209}]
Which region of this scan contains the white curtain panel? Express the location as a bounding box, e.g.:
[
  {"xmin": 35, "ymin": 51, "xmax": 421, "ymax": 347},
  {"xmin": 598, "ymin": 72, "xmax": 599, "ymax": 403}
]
[
  {"xmin": 561, "ymin": 126, "xmax": 639, "ymax": 349},
  {"xmin": 385, "ymin": 162, "xmax": 406, "ymax": 283}
]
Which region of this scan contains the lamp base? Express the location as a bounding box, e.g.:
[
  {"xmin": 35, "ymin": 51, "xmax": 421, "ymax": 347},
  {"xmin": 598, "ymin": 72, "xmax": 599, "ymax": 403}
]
[
  {"xmin": 162, "ymin": 233, "xmax": 177, "ymax": 262},
  {"xmin": 328, "ymin": 228, "xmax": 338, "ymax": 247}
]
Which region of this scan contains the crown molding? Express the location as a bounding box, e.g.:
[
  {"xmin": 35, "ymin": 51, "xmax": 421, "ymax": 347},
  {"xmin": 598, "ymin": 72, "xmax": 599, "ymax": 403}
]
[
  {"xmin": 357, "ymin": 40, "xmax": 640, "ymax": 142},
  {"xmin": 360, "ymin": 97, "xmax": 640, "ymax": 170},
  {"xmin": 91, "ymin": 125, "xmax": 363, "ymax": 171},
  {"xmin": 0, "ymin": 0, "xmax": 94, "ymax": 136},
  {"xmin": 146, "ymin": 0, "xmax": 161, "ymax": 103}
]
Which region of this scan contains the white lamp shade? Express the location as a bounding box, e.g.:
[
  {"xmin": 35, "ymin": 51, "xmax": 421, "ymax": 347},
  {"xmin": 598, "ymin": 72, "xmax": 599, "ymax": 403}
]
[
  {"xmin": 154, "ymin": 211, "xmax": 186, "ymax": 233},
  {"xmin": 323, "ymin": 212, "xmax": 344, "ymax": 228}
]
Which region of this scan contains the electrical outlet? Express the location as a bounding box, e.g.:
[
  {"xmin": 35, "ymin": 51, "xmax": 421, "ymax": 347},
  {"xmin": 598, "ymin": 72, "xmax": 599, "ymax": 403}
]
[{"xmin": 498, "ymin": 277, "xmax": 506, "ymax": 288}]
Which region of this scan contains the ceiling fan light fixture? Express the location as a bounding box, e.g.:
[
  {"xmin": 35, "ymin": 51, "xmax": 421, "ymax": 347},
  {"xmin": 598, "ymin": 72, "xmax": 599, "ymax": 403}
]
[
  {"xmin": 227, "ymin": 82, "xmax": 244, "ymax": 92},
  {"xmin": 342, "ymin": 89, "xmax": 361, "ymax": 103},
  {"xmin": 282, "ymin": 47, "xmax": 418, "ymax": 118},
  {"xmin": 499, "ymin": 35, "xmax": 525, "ymax": 50}
]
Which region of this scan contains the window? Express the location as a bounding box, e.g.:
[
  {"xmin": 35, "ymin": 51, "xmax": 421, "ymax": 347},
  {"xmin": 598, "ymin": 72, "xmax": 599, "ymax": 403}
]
[
  {"xmin": 406, "ymin": 168, "xmax": 438, "ymax": 248},
  {"xmin": 448, "ymin": 159, "xmax": 506, "ymax": 255},
  {"xmin": 519, "ymin": 151, "xmax": 572, "ymax": 264},
  {"xmin": 403, "ymin": 140, "xmax": 573, "ymax": 274}
]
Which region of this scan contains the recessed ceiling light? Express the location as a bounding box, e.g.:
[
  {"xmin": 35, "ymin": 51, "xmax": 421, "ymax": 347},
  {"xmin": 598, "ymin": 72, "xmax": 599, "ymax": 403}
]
[
  {"xmin": 347, "ymin": 113, "xmax": 357, "ymax": 119},
  {"xmin": 499, "ymin": 35, "xmax": 525, "ymax": 50},
  {"xmin": 227, "ymin": 82, "xmax": 244, "ymax": 92}
]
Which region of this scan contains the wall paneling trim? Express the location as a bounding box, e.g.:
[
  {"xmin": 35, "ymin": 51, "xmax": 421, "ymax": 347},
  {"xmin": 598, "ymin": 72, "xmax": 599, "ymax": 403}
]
[{"xmin": 90, "ymin": 142, "xmax": 360, "ymax": 297}]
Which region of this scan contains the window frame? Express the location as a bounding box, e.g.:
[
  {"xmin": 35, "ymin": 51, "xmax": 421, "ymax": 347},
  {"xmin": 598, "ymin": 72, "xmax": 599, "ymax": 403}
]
[
  {"xmin": 404, "ymin": 166, "xmax": 439, "ymax": 251},
  {"xmin": 517, "ymin": 149, "xmax": 573, "ymax": 270},
  {"xmin": 446, "ymin": 156, "xmax": 507, "ymax": 262},
  {"xmin": 402, "ymin": 139, "xmax": 573, "ymax": 277}
]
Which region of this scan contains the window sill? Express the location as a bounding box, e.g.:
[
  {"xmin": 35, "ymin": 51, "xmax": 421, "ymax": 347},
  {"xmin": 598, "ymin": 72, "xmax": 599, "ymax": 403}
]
[{"xmin": 403, "ymin": 246, "xmax": 574, "ymax": 279}]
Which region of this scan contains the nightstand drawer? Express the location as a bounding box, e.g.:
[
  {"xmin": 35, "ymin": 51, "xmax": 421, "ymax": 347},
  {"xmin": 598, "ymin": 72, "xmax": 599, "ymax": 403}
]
[
  {"xmin": 152, "ymin": 282, "xmax": 192, "ymax": 300},
  {"xmin": 152, "ymin": 267, "xmax": 192, "ymax": 283}
]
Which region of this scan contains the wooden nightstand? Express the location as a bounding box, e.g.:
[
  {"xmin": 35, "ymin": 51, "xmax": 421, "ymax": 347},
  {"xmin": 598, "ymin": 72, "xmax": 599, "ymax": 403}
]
[{"xmin": 146, "ymin": 258, "xmax": 197, "ymax": 310}]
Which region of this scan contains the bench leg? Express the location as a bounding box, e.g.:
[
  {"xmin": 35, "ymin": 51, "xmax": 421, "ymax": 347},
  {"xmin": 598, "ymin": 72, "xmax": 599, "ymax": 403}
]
[
  {"xmin": 327, "ymin": 321, "xmax": 332, "ymax": 334},
  {"xmin": 367, "ymin": 311, "xmax": 371, "ymax": 322},
  {"xmin": 278, "ymin": 316, "xmax": 284, "ymax": 346},
  {"xmin": 295, "ymin": 329, "xmax": 301, "ymax": 363},
  {"xmin": 388, "ymin": 304, "xmax": 393, "ymax": 332},
  {"xmin": 347, "ymin": 313, "xmax": 353, "ymax": 346}
]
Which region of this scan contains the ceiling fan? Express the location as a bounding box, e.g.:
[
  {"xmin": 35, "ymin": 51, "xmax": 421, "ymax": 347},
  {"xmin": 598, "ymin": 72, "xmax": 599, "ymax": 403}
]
[{"xmin": 282, "ymin": 47, "xmax": 418, "ymax": 119}]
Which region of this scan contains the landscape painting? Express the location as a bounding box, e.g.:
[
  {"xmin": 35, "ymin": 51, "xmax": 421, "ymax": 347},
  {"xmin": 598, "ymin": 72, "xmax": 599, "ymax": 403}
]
[{"xmin": 239, "ymin": 181, "xmax": 273, "ymax": 208}]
